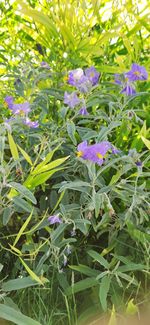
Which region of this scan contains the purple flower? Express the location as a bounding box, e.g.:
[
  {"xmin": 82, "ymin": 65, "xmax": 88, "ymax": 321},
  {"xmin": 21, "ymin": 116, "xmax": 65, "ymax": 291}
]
[
  {"xmin": 76, "ymin": 75, "xmax": 92, "ymax": 93},
  {"xmin": 85, "ymin": 66, "xmax": 100, "ymax": 86},
  {"xmin": 114, "ymin": 74, "xmax": 122, "ymax": 85},
  {"xmin": 77, "ymin": 141, "xmax": 112, "ymax": 165},
  {"xmin": 11, "ymin": 102, "xmax": 31, "ymax": 115},
  {"xmin": 68, "ymin": 67, "xmax": 99, "ymax": 92},
  {"xmin": 78, "ymin": 106, "xmax": 89, "ymax": 115},
  {"xmin": 48, "ymin": 215, "xmax": 62, "ymax": 225},
  {"xmin": 68, "ymin": 68, "xmax": 84, "ymax": 87},
  {"xmin": 125, "ymin": 63, "xmax": 148, "ymax": 81},
  {"xmin": 5, "ymin": 96, "xmax": 14, "ymax": 109},
  {"xmin": 111, "ymin": 147, "xmax": 120, "ymax": 154},
  {"xmin": 64, "ymin": 91, "xmax": 80, "ymax": 108},
  {"xmin": 136, "ymin": 161, "xmax": 142, "ymax": 167},
  {"xmin": 41, "ymin": 61, "xmax": 50, "ymax": 69},
  {"xmin": 121, "ymin": 84, "xmax": 136, "ymax": 96},
  {"xmin": 23, "ymin": 118, "xmax": 39, "ymax": 128}
]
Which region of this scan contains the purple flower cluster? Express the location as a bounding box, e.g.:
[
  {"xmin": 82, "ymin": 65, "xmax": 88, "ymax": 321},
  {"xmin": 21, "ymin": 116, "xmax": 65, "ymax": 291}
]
[
  {"xmin": 114, "ymin": 63, "xmax": 148, "ymax": 96},
  {"xmin": 48, "ymin": 215, "xmax": 62, "ymax": 224},
  {"xmin": 64, "ymin": 66, "xmax": 100, "ymax": 115},
  {"xmin": 40, "ymin": 61, "xmax": 50, "ymax": 69},
  {"xmin": 125, "ymin": 63, "xmax": 148, "ymax": 81},
  {"xmin": 68, "ymin": 66, "xmax": 100, "ymax": 92},
  {"xmin": 77, "ymin": 141, "xmax": 118, "ymax": 165},
  {"xmin": 64, "ymin": 91, "xmax": 80, "ymax": 109},
  {"xmin": 4, "ymin": 96, "xmax": 39, "ymax": 128}
]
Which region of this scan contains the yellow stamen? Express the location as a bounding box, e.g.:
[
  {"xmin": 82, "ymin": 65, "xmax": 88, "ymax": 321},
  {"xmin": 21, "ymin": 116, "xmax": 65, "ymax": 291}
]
[
  {"xmin": 90, "ymin": 72, "xmax": 95, "ymax": 77},
  {"xmin": 64, "ymin": 75, "xmax": 68, "ymax": 81},
  {"xmin": 96, "ymin": 153, "xmax": 103, "ymax": 159},
  {"xmin": 77, "ymin": 151, "xmax": 83, "ymax": 157},
  {"xmin": 134, "ymin": 71, "xmax": 140, "ymax": 76}
]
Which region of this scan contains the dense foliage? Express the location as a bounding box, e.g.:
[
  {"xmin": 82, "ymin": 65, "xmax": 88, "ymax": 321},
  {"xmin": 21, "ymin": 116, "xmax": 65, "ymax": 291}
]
[{"xmin": 0, "ymin": 1, "xmax": 150, "ymax": 325}]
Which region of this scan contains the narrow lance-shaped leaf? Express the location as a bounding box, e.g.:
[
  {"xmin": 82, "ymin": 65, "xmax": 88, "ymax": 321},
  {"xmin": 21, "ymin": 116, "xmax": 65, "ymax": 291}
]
[
  {"xmin": 99, "ymin": 275, "xmax": 111, "ymax": 311},
  {"xmin": 88, "ymin": 250, "xmax": 110, "ymax": 269},
  {"xmin": 13, "ymin": 210, "xmax": 33, "ymax": 247},
  {"xmin": 17, "ymin": 144, "xmax": 33, "ymax": 166},
  {"xmin": 9, "ymin": 182, "xmax": 37, "ymax": 204},
  {"xmin": 8, "ymin": 132, "xmax": 19, "ymax": 160},
  {"xmin": 19, "ymin": 258, "xmax": 44, "ymax": 286},
  {"xmin": 0, "ymin": 304, "xmax": 42, "ymax": 325}
]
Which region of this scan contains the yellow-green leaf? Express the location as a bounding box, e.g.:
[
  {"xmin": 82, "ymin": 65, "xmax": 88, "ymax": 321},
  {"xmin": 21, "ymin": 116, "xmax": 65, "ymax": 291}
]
[
  {"xmin": 9, "ymin": 245, "xmax": 22, "ymax": 256},
  {"xmin": 31, "ymin": 156, "xmax": 69, "ymax": 175},
  {"xmin": 126, "ymin": 299, "xmax": 138, "ymax": 315},
  {"xmin": 108, "ymin": 305, "xmax": 117, "ymax": 325},
  {"xmin": 8, "ymin": 132, "xmax": 19, "ymax": 160},
  {"xmin": 13, "ymin": 210, "xmax": 33, "ymax": 247},
  {"xmin": 17, "ymin": 145, "xmax": 33, "ymax": 166},
  {"xmin": 141, "ymin": 136, "xmax": 150, "ymax": 150},
  {"xmin": 19, "ymin": 258, "xmax": 44, "ymax": 286}
]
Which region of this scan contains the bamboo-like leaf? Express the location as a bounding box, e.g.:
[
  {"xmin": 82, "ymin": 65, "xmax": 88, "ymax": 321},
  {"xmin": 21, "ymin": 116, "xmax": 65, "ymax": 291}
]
[
  {"xmin": 141, "ymin": 136, "xmax": 150, "ymax": 150},
  {"xmin": 88, "ymin": 250, "xmax": 110, "ymax": 269},
  {"xmin": 16, "ymin": 1, "xmax": 58, "ymax": 37},
  {"xmin": 17, "ymin": 145, "xmax": 33, "ymax": 166},
  {"xmin": 69, "ymin": 264, "xmax": 100, "ymax": 277},
  {"xmin": 19, "ymin": 258, "xmax": 44, "ymax": 286},
  {"xmin": 9, "ymin": 182, "xmax": 37, "ymax": 204},
  {"xmin": 24, "ymin": 168, "xmax": 63, "ymax": 188},
  {"xmin": 66, "ymin": 277, "xmax": 98, "ymax": 295},
  {"xmin": 2, "ymin": 276, "xmax": 38, "ymax": 292},
  {"xmin": 13, "ymin": 210, "xmax": 33, "ymax": 247},
  {"xmin": 8, "ymin": 132, "xmax": 19, "ymax": 160},
  {"xmin": 126, "ymin": 299, "xmax": 138, "ymax": 315},
  {"xmin": 99, "ymin": 275, "xmax": 111, "ymax": 311},
  {"xmin": 108, "ymin": 305, "xmax": 117, "ymax": 325},
  {"xmin": 0, "ymin": 304, "xmax": 41, "ymax": 325},
  {"xmin": 31, "ymin": 156, "xmax": 69, "ymax": 175}
]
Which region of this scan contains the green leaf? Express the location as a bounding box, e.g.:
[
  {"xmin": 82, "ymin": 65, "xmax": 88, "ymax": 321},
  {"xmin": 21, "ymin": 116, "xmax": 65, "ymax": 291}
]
[
  {"xmin": 108, "ymin": 305, "xmax": 117, "ymax": 325},
  {"xmin": 31, "ymin": 156, "xmax": 69, "ymax": 175},
  {"xmin": 60, "ymin": 24, "xmax": 75, "ymax": 50},
  {"xmin": 24, "ymin": 168, "xmax": 63, "ymax": 189},
  {"xmin": 69, "ymin": 264, "xmax": 100, "ymax": 277},
  {"xmin": 13, "ymin": 210, "xmax": 33, "ymax": 247},
  {"xmin": 32, "ymin": 144, "xmax": 62, "ymax": 173},
  {"xmin": 92, "ymin": 191, "xmax": 102, "ymax": 218},
  {"xmin": 109, "ymin": 170, "xmax": 122, "ymax": 185},
  {"xmin": 19, "ymin": 258, "xmax": 44, "ymax": 286},
  {"xmin": 126, "ymin": 299, "xmax": 138, "ymax": 315},
  {"xmin": 117, "ymin": 263, "xmax": 145, "ymax": 272},
  {"xmin": 117, "ymin": 272, "xmax": 137, "ymax": 285},
  {"xmin": 67, "ymin": 121, "xmax": 77, "ymax": 145},
  {"xmin": 97, "ymin": 65, "xmax": 123, "ymax": 74},
  {"xmin": 141, "ymin": 136, "xmax": 150, "ymax": 150},
  {"xmin": 17, "ymin": 145, "xmax": 33, "ymax": 166},
  {"xmin": 9, "ymin": 182, "xmax": 37, "ymax": 204},
  {"xmin": 88, "ymin": 250, "xmax": 110, "ymax": 269},
  {"xmin": 2, "ymin": 207, "xmax": 13, "ymax": 225},
  {"xmin": 0, "ymin": 304, "xmax": 41, "ymax": 325},
  {"xmin": 99, "ymin": 275, "xmax": 111, "ymax": 311},
  {"xmin": 8, "ymin": 132, "xmax": 19, "ymax": 160},
  {"xmin": 2, "ymin": 277, "xmax": 38, "ymax": 292},
  {"xmin": 13, "ymin": 196, "xmax": 33, "ymax": 213},
  {"xmin": 51, "ymin": 223, "xmax": 67, "ymax": 244},
  {"xmin": 66, "ymin": 277, "xmax": 98, "ymax": 295},
  {"xmin": 16, "ymin": 2, "xmax": 58, "ymax": 38}
]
